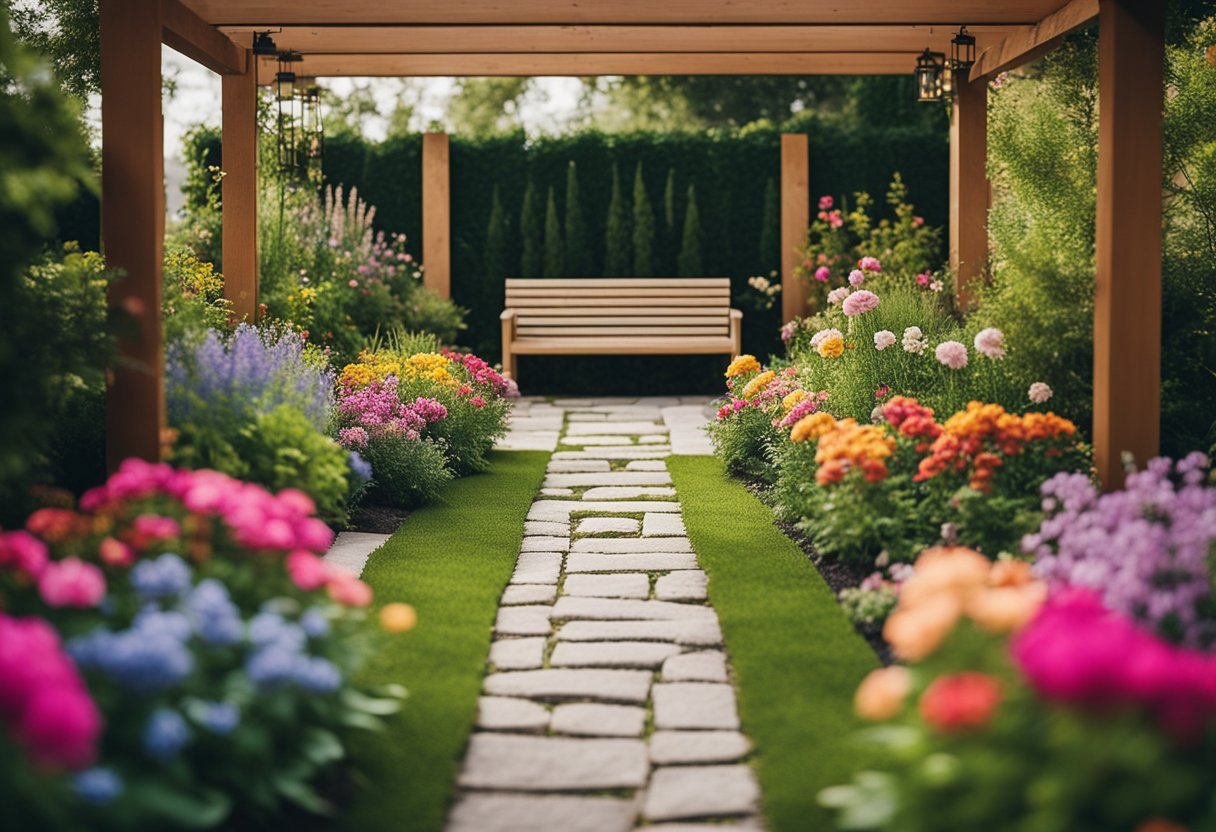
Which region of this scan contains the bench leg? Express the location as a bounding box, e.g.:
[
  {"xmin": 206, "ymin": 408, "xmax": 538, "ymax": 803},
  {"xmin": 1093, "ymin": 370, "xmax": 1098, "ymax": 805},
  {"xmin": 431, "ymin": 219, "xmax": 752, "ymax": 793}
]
[{"xmin": 505, "ymin": 352, "xmax": 518, "ymax": 383}]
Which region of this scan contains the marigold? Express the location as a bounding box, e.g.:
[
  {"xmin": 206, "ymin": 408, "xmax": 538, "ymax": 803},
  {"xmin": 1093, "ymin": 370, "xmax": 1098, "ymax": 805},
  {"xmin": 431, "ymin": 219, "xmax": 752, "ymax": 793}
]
[
  {"xmin": 817, "ymin": 335, "xmax": 845, "ymax": 358},
  {"xmin": 813, "ymin": 420, "xmax": 896, "ymax": 484},
  {"xmin": 725, "ymin": 354, "xmax": 761, "ymax": 378},
  {"xmin": 403, "ymin": 353, "xmax": 457, "ymax": 386},
  {"xmin": 741, "ymin": 370, "xmax": 776, "ymax": 400},
  {"xmin": 791, "ymin": 411, "xmax": 837, "ymax": 442},
  {"xmin": 781, "ymin": 390, "xmax": 808, "ymax": 413}
]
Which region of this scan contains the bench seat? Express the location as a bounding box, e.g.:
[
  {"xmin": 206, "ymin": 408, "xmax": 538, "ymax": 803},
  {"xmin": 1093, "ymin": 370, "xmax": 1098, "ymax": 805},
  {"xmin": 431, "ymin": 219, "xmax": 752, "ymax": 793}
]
[{"xmin": 500, "ymin": 278, "xmax": 741, "ymax": 380}]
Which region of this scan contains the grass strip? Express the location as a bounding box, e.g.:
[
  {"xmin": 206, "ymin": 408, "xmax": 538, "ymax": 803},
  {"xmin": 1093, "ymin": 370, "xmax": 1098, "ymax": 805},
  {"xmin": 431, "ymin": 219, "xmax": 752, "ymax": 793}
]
[
  {"xmin": 338, "ymin": 450, "xmax": 550, "ymax": 832},
  {"xmin": 667, "ymin": 455, "xmax": 879, "ymax": 832}
]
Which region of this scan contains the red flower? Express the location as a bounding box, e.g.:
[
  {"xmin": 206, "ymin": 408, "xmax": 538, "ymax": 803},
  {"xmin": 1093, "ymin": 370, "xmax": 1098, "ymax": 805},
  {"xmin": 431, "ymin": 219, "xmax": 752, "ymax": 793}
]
[{"xmin": 919, "ymin": 672, "xmax": 1003, "ymax": 732}]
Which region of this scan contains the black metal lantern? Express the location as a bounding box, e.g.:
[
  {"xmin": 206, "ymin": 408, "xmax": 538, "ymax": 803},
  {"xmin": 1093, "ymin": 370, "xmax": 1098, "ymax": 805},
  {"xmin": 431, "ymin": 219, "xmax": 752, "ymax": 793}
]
[
  {"xmin": 252, "ymin": 31, "xmax": 278, "ymax": 57},
  {"xmin": 916, "ymin": 49, "xmax": 946, "ymax": 102},
  {"xmin": 274, "ymin": 51, "xmax": 303, "ymax": 173},
  {"xmin": 299, "ymin": 79, "xmax": 325, "ymax": 183},
  {"xmin": 951, "ymin": 25, "xmax": 977, "ymax": 80}
]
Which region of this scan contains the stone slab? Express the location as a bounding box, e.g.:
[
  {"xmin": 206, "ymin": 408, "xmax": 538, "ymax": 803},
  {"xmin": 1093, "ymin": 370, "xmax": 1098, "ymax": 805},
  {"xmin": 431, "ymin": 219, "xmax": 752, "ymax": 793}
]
[
  {"xmin": 576, "ymin": 517, "xmax": 641, "ymax": 536},
  {"xmin": 638, "ymin": 434, "xmax": 669, "ymax": 444},
  {"xmin": 551, "ymin": 703, "xmax": 646, "ymax": 737},
  {"xmin": 495, "ymin": 605, "xmax": 554, "ymax": 637},
  {"xmin": 508, "ymin": 417, "xmax": 565, "ymax": 431},
  {"xmin": 583, "ymin": 487, "xmax": 677, "ymax": 500},
  {"xmin": 560, "ymin": 436, "xmax": 641, "ymax": 446},
  {"xmin": 510, "ymin": 552, "xmax": 562, "ymax": 585},
  {"xmin": 644, "ymin": 513, "xmax": 687, "ymax": 537},
  {"xmin": 489, "ymin": 637, "xmax": 546, "ymax": 671},
  {"xmin": 548, "ymin": 460, "xmax": 612, "ymax": 473},
  {"xmin": 476, "ymin": 696, "xmax": 549, "ymax": 732},
  {"xmin": 626, "ymin": 460, "xmax": 669, "ymax": 471},
  {"xmin": 573, "ymin": 537, "xmax": 691, "ymax": 554},
  {"xmin": 521, "ymin": 536, "xmax": 571, "ymax": 553},
  {"xmin": 457, "ymin": 734, "xmax": 648, "ymax": 791},
  {"xmin": 496, "ymin": 432, "xmax": 560, "ymax": 451},
  {"xmin": 323, "ymin": 531, "xmax": 390, "ymax": 578},
  {"xmin": 653, "ymin": 683, "xmax": 740, "ymax": 730},
  {"xmin": 554, "ymin": 449, "xmax": 671, "ymax": 460},
  {"xmin": 545, "ymin": 472, "xmax": 672, "ymax": 488},
  {"xmin": 661, "ymin": 651, "xmax": 728, "ymax": 683},
  {"xmin": 501, "ymin": 584, "xmax": 558, "ymax": 605},
  {"xmin": 562, "ymin": 573, "xmax": 650, "ymax": 598},
  {"xmin": 551, "ymin": 597, "xmax": 716, "ymax": 622},
  {"xmin": 642, "ymin": 765, "xmax": 760, "ymax": 822},
  {"xmin": 540, "ymin": 488, "xmax": 575, "ymax": 497},
  {"xmin": 557, "ymin": 619, "xmax": 723, "ymax": 647},
  {"xmin": 448, "ymin": 794, "xmax": 637, "ymax": 832},
  {"xmin": 530, "ymin": 500, "xmax": 681, "ymax": 518},
  {"xmin": 649, "ymin": 731, "xmax": 752, "ymax": 765},
  {"xmin": 655, "ymin": 571, "xmax": 708, "ymax": 602},
  {"xmin": 566, "ymin": 554, "xmax": 699, "ymax": 573},
  {"xmin": 550, "ymin": 641, "xmax": 683, "ymax": 669},
  {"xmin": 567, "ymin": 422, "xmax": 667, "ymax": 435},
  {"xmin": 524, "ymin": 520, "xmax": 570, "ymax": 537},
  {"xmin": 483, "ymin": 669, "xmax": 653, "ymax": 703}
]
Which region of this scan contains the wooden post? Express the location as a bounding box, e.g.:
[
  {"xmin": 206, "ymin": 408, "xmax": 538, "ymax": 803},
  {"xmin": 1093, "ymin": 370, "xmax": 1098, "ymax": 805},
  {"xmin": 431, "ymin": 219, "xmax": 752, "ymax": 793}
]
[
  {"xmin": 950, "ymin": 74, "xmax": 988, "ymax": 308},
  {"xmin": 100, "ymin": 0, "xmax": 165, "ymax": 469},
  {"xmin": 780, "ymin": 133, "xmax": 810, "ymax": 322},
  {"xmin": 222, "ymin": 54, "xmax": 258, "ymax": 322},
  {"xmin": 1093, "ymin": 0, "xmax": 1165, "ymax": 488},
  {"xmin": 422, "ymin": 132, "xmax": 451, "ymax": 298}
]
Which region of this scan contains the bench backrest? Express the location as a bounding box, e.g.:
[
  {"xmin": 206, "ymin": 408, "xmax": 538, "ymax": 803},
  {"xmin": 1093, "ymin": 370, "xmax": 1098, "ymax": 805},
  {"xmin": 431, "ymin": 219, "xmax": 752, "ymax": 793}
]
[{"xmin": 505, "ymin": 278, "xmax": 731, "ymax": 339}]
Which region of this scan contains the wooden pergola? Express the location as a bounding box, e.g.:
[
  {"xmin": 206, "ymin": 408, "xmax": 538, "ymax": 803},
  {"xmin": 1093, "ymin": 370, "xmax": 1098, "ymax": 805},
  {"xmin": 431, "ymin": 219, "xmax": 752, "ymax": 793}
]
[{"xmin": 99, "ymin": 0, "xmax": 1163, "ymax": 487}]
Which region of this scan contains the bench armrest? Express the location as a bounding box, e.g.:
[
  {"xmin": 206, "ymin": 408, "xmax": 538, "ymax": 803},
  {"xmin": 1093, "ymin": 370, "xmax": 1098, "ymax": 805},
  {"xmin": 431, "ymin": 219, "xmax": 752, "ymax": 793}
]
[
  {"xmin": 729, "ymin": 308, "xmax": 743, "ymax": 321},
  {"xmin": 729, "ymin": 308, "xmax": 743, "ymax": 360},
  {"xmin": 500, "ymin": 309, "xmax": 517, "ymax": 321}
]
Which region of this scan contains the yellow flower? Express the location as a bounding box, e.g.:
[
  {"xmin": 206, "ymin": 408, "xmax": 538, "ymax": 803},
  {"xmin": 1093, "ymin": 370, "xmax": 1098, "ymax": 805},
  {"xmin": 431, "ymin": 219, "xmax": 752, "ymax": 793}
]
[
  {"xmin": 379, "ymin": 603, "xmax": 418, "ymax": 633},
  {"xmin": 725, "ymin": 354, "xmax": 761, "ymax": 378},
  {"xmin": 403, "ymin": 352, "xmax": 458, "ymax": 386},
  {"xmin": 741, "ymin": 370, "xmax": 776, "ymax": 400},
  {"xmin": 782, "ymin": 390, "xmax": 807, "ymax": 413},
  {"xmin": 791, "ymin": 411, "xmax": 837, "ymax": 442},
  {"xmin": 817, "ymin": 335, "xmax": 845, "ymax": 358},
  {"xmin": 338, "ymin": 363, "xmax": 376, "ymax": 388}
]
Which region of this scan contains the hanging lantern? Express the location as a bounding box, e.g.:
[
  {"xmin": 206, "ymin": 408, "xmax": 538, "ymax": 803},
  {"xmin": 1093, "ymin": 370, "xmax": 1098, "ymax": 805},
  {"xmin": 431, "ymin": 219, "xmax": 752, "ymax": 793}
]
[
  {"xmin": 951, "ymin": 25, "xmax": 976, "ymax": 79},
  {"xmin": 916, "ymin": 49, "xmax": 946, "ymax": 102},
  {"xmin": 251, "ymin": 31, "xmax": 278, "ymax": 57},
  {"xmin": 298, "ymin": 79, "xmax": 325, "ymax": 183},
  {"xmin": 274, "ymin": 51, "xmax": 303, "ymax": 174}
]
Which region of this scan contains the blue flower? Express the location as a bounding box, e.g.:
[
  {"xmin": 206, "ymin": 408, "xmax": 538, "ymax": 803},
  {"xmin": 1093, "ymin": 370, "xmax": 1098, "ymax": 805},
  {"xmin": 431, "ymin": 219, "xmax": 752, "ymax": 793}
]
[
  {"xmin": 73, "ymin": 767, "xmax": 124, "ymax": 805},
  {"xmin": 71, "ymin": 628, "xmax": 194, "ymax": 693},
  {"xmin": 299, "ymin": 608, "xmax": 331, "ymax": 639},
  {"xmin": 132, "ymin": 608, "xmax": 193, "ymax": 641},
  {"xmin": 130, "ymin": 553, "xmax": 193, "ymax": 601},
  {"xmin": 245, "ymin": 644, "xmax": 299, "ymax": 689},
  {"xmin": 294, "ymin": 657, "xmax": 341, "ymax": 693},
  {"xmin": 143, "ymin": 708, "xmax": 191, "ymax": 760},
  {"xmin": 185, "ymin": 579, "xmax": 244, "ymax": 646},
  {"xmin": 348, "ymin": 450, "xmax": 373, "ymax": 483},
  {"xmin": 198, "ymin": 701, "xmax": 241, "ymax": 735},
  {"xmin": 248, "ymin": 612, "xmax": 305, "ymax": 652}
]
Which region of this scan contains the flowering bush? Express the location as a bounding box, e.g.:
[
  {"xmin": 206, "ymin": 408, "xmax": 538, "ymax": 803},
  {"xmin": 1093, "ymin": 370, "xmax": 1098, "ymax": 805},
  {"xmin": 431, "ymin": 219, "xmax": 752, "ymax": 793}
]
[
  {"xmin": 167, "ymin": 324, "xmax": 359, "ymax": 524},
  {"xmin": 0, "ymin": 460, "xmax": 409, "ymax": 828},
  {"xmin": 822, "ymin": 547, "xmax": 1216, "ymax": 831}
]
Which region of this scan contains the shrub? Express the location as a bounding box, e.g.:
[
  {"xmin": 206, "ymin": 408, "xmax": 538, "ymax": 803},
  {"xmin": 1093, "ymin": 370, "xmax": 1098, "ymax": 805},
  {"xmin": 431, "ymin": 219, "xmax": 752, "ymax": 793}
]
[{"xmin": 362, "ymin": 435, "xmax": 454, "ymax": 508}]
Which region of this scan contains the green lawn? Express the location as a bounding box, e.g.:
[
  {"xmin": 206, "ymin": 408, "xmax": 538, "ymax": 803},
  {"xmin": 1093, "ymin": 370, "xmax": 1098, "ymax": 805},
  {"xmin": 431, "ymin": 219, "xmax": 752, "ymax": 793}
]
[
  {"xmin": 668, "ymin": 455, "xmax": 880, "ymax": 832},
  {"xmin": 337, "ymin": 450, "xmax": 549, "ymax": 832}
]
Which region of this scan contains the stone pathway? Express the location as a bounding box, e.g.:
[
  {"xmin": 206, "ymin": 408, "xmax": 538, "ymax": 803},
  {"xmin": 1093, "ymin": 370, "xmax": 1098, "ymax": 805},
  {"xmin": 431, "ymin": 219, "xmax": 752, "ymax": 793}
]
[{"xmin": 450, "ymin": 398, "xmax": 762, "ymax": 832}]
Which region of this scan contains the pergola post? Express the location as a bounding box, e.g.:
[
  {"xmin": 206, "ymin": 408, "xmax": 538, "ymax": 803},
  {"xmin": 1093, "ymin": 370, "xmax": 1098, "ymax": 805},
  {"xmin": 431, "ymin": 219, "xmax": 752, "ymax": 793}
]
[
  {"xmin": 780, "ymin": 133, "xmax": 810, "ymax": 322},
  {"xmin": 949, "ymin": 74, "xmax": 988, "ymax": 308},
  {"xmin": 221, "ymin": 53, "xmax": 259, "ymax": 322},
  {"xmin": 422, "ymin": 132, "xmax": 451, "ymax": 298},
  {"xmin": 1093, "ymin": 0, "xmax": 1165, "ymax": 488},
  {"xmin": 100, "ymin": 0, "xmax": 165, "ymax": 469}
]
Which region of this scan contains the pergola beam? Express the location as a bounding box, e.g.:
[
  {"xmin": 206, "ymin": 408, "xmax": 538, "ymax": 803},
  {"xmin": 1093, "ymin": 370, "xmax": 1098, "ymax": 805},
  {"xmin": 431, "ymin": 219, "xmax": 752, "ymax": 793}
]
[
  {"xmin": 969, "ymin": 0, "xmax": 1098, "ymax": 79},
  {"xmin": 781, "ymin": 134, "xmax": 811, "ymax": 323},
  {"xmin": 255, "ymin": 52, "xmax": 918, "ymax": 79},
  {"xmin": 161, "ymin": 0, "xmax": 247, "ymax": 75},
  {"xmin": 221, "ymin": 59, "xmax": 259, "ymax": 322},
  {"xmin": 949, "ymin": 76, "xmax": 988, "ymax": 307}
]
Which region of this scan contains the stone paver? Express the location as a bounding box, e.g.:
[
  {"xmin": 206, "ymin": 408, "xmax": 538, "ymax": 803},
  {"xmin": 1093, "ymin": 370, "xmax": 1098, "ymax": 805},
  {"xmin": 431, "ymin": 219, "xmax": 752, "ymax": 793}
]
[
  {"xmin": 644, "ymin": 512, "xmax": 688, "ymax": 537},
  {"xmin": 661, "ymin": 650, "xmax": 728, "ymax": 683},
  {"xmin": 649, "ymin": 731, "xmax": 751, "ymax": 764},
  {"xmin": 476, "ymin": 696, "xmax": 549, "ymax": 732},
  {"xmin": 551, "ymin": 703, "xmax": 646, "ymax": 737},
  {"xmin": 576, "ymin": 517, "xmax": 641, "ymax": 535},
  {"xmin": 322, "ymin": 531, "xmax": 390, "ymax": 577},
  {"xmin": 643, "ymin": 766, "xmax": 760, "ymax": 822},
  {"xmin": 454, "ymin": 397, "xmax": 752, "ymax": 832},
  {"xmin": 655, "ymin": 571, "xmax": 709, "ymax": 601},
  {"xmin": 652, "ymin": 683, "xmax": 740, "ymax": 730},
  {"xmin": 562, "ymin": 573, "xmax": 650, "ymax": 598},
  {"xmin": 458, "ymin": 734, "xmax": 648, "ymax": 791},
  {"xmin": 550, "ymin": 641, "xmax": 683, "ymax": 669}
]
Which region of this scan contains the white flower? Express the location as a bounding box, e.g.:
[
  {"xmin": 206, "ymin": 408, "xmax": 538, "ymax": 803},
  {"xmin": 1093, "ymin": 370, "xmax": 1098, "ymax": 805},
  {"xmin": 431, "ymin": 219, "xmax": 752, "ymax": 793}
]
[
  {"xmin": 973, "ymin": 327, "xmax": 1006, "ymax": 359},
  {"xmin": 826, "ymin": 287, "xmax": 851, "ymax": 306},
  {"xmin": 929, "ymin": 280, "xmax": 943, "ymax": 293},
  {"xmin": 873, "ymin": 330, "xmax": 896, "ymax": 351},
  {"xmin": 901, "ymin": 326, "xmax": 927, "ymax": 354},
  {"xmin": 1028, "ymin": 382, "xmax": 1053, "ymax": 404},
  {"xmin": 935, "ymin": 340, "xmax": 969, "ymax": 370}
]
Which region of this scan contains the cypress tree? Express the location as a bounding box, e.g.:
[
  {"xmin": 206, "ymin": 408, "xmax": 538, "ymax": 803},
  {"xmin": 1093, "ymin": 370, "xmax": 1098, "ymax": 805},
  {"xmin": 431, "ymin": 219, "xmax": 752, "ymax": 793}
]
[
  {"xmin": 663, "ymin": 168, "xmax": 677, "ymax": 273},
  {"xmin": 564, "ymin": 161, "xmax": 590, "ymax": 277},
  {"xmin": 543, "ymin": 186, "xmax": 565, "ymax": 278},
  {"xmin": 632, "ymin": 162, "xmax": 656, "ymax": 277},
  {"xmin": 485, "ymin": 183, "xmax": 510, "ymax": 282},
  {"xmin": 519, "ymin": 178, "xmax": 542, "ymax": 276},
  {"xmin": 677, "ymin": 184, "xmax": 704, "ymax": 277},
  {"xmin": 758, "ymin": 177, "xmax": 779, "ymax": 273},
  {"xmin": 603, "ymin": 162, "xmax": 631, "ymax": 277}
]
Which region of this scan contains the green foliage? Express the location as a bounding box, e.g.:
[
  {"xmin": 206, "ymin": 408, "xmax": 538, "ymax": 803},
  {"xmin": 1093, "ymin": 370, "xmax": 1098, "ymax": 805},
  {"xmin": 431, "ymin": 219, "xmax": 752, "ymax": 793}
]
[
  {"xmin": 483, "ymin": 184, "xmax": 509, "ymax": 283},
  {"xmin": 632, "ymin": 162, "xmax": 656, "ymax": 277},
  {"xmin": 563, "ymin": 161, "xmax": 590, "ymax": 277},
  {"xmin": 4, "ymin": 0, "xmax": 99, "ymax": 102},
  {"xmin": 677, "ymin": 184, "xmax": 704, "ymax": 276},
  {"xmin": 663, "ymin": 167, "xmax": 678, "ymax": 273},
  {"xmin": 705, "ymin": 405, "xmax": 778, "ymax": 482},
  {"xmin": 518, "ymin": 178, "xmax": 542, "ymax": 277},
  {"xmin": 402, "ymin": 286, "xmax": 468, "ymax": 346},
  {"xmin": 758, "ymin": 177, "xmax": 780, "ymax": 273},
  {"xmin": 239, "ymin": 405, "xmax": 353, "ymax": 523},
  {"xmin": 444, "ymin": 77, "xmax": 532, "ymax": 135},
  {"xmin": 163, "ymin": 244, "xmax": 232, "ymax": 345},
  {"xmin": 542, "ymin": 186, "xmax": 564, "ymax": 278},
  {"xmin": 603, "ymin": 162, "xmax": 631, "ymax": 277},
  {"xmin": 363, "ymin": 435, "xmax": 454, "ymax": 509}
]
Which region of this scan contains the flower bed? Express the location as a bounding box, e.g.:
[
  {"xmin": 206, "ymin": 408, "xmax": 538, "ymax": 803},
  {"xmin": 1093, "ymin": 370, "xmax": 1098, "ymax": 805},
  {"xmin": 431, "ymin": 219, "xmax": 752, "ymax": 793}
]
[{"xmin": 1, "ymin": 459, "xmax": 413, "ymax": 829}]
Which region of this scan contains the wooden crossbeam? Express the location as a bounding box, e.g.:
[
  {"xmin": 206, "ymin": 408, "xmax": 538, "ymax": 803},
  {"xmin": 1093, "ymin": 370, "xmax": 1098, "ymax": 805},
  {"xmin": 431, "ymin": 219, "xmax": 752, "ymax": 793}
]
[
  {"xmin": 969, "ymin": 0, "xmax": 1097, "ymax": 79},
  {"xmin": 162, "ymin": 0, "xmax": 246, "ymax": 74}
]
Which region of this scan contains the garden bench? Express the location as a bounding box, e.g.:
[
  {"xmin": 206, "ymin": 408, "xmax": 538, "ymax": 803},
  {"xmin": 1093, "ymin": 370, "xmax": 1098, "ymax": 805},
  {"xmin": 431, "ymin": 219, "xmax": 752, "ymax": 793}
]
[{"xmin": 500, "ymin": 278, "xmax": 742, "ymax": 380}]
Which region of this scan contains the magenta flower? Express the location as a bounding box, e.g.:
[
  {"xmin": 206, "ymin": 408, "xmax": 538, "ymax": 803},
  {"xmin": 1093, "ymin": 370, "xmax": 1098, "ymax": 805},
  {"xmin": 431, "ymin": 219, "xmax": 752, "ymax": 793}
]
[
  {"xmin": 818, "ymin": 195, "xmax": 834, "ymax": 210},
  {"xmin": 842, "ymin": 290, "xmax": 879, "ymax": 317},
  {"xmin": 858, "ymin": 256, "xmax": 882, "ymax": 272},
  {"xmin": 814, "ymin": 266, "xmax": 831, "ymax": 283},
  {"xmin": 38, "ymin": 559, "xmax": 106, "ymax": 609},
  {"xmin": 0, "ymin": 531, "xmax": 49, "ymax": 578}
]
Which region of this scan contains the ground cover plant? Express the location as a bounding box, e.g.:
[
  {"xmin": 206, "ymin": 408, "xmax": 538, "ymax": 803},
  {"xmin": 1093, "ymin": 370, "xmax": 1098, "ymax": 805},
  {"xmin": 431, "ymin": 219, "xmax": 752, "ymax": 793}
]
[{"xmin": 0, "ymin": 458, "xmax": 410, "ymax": 830}]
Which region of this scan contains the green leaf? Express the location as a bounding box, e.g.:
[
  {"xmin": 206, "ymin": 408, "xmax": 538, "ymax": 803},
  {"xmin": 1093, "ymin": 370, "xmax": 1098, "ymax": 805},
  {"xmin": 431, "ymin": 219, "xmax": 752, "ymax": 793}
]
[
  {"xmin": 342, "ymin": 687, "xmax": 405, "ymax": 716},
  {"xmin": 301, "ymin": 727, "xmax": 346, "ymax": 766},
  {"xmin": 127, "ymin": 782, "xmax": 233, "ymax": 829}
]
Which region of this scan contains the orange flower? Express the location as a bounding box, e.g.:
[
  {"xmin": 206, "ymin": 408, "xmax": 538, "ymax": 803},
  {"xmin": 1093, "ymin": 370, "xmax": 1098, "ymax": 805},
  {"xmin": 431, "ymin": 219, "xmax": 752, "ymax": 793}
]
[
  {"xmin": 380, "ymin": 602, "xmax": 418, "ymax": 633},
  {"xmin": 791, "ymin": 411, "xmax": 837, "ymax": 442},
  {"xmin": 966, "ymin": 583, "xmax": 1047, "ymax": 633},
  {"xmin": 919, "ymin": 672, "xmax": 1002, "ymax": 732},
  {"xmin": 742, "ymin": 370, "xmax": 776, "ymax": 399},
  {"xmin": 813, "ymin": 420, "xmax": 895, "ymax": 484},
  {"xmin": 883, "ymin": 592, "xmax": 963, "ymax": 661},
  {"xmin": 988, "ymin": 559, "xmax": 1035, "ymax": 587},
  {"xmin": 855, "ymin": 666, "xmax": 912, "ymax": 721},
  {"xmin": 897, "ymin": 547, "xmax": 990, "ymax": 608},
  {"xmin": 725, "ymin": 354, "xmax": 761, "ymax": 378}
]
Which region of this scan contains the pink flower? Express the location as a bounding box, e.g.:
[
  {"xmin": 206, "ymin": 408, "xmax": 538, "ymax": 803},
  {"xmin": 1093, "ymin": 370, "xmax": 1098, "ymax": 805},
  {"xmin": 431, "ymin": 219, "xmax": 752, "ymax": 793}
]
[
  {"xmin": 327, "ymin": 569, "xmax": 373, "ymax": 607},
  {"xmin": 130, "ymin": 515, "xmax": 181, "ymax": 545},
  {"xmin": 826, "ymin": 287, "xmax": 850, "ymax": 306},
  {"xmin": 26, "ymin": 508, "xmax": 85, "ymax": 543},
  {"xmin": 780, "ymin": 321, "xmax": 797, "ymax": 342},
  {"xmin": 348, "ymin": 279, "xmax": 359, "ymax": 288},
  {"xmin": 286, "ymin": 549, "xmax": 329, "ymax": 591},
  {"xmin": 98, "ymin": 537, "xmax": 134, "ymax": 567},
  {"xmin": 0, "ymin": 530, "xmax": 49, "ymax": 578},
  {"xmin": 874, "ymin": 330, "xmax": 896, "ymax": 351},
  {"xmin": 38, "ymin": 559, "xmax": 106, "ymax": 608},
  {"xmin": 813, "ymin": 266, "xmax": 831, "ymax": 283},
  {"xmin": 1028, "ymin": 382, "xmax": 1053, "ymax": 404},
  {"xmin": 973, "ymin": 327, "xmax": 1006, "ymax": 359},
  {"xmin": 848, "ymin": 269, "xmax": 865, "ymax": 286},
  {"xmin": 818, "ymin": 195, "xmax": 834, "ymax": 210},
  {"xmin": 471, "ymin": 395, "xmax": 486, "ymax": 408},
  {"xmin": 20, "ymin": 686, "xmax": 103, "ymax": 770},
  {"xmin": 915, "ymin": 273, "xmax": 932, "ymax": 287},
  {"xmin": 859, "ymin": 256, "xmax": 882, "ymax": 273},
  {"xmin": 913, "ymin": 216, "xmax": 925, "ymax": 227},
  {"xmin": 842, "ymin": 290, "xmax": 879, "ymax": 317},
  {"xmin": 338, "ymin": 426, "xmax": 370, "ymax": 448},
  {"xmin": 828, "ymin": 212, "xmax": 844, "ymax": 229},
  {"xmin": 875, "ymin": 385, "xmax": 890, "ymax": 399},
  {"xmin": 935, "ymin": 341, "xmax": 969, "ymax": 370}
]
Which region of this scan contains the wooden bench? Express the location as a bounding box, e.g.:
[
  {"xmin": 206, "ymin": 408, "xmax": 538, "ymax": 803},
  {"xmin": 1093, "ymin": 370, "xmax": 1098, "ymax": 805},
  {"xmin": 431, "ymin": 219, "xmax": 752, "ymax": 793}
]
[{"xmin": 500, "ymin": 278, "xmax": 742, "ymax": 380}]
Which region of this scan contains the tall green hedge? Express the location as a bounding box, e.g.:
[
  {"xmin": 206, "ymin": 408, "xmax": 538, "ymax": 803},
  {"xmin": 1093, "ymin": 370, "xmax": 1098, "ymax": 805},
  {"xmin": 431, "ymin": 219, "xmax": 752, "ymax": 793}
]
[{"xmin": 319, "ymin": 121, "xmax": 948, "ymax": 360}]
